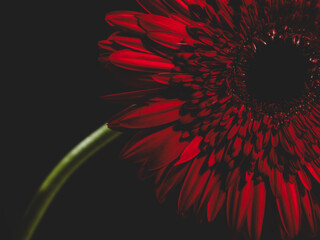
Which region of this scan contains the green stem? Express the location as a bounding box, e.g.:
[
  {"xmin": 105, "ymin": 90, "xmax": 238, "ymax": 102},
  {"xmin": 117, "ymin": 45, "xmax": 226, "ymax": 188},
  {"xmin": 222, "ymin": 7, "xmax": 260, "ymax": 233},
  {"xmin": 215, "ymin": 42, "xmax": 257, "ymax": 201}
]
[{"xmin": 14, "ymin": 124, "xmax": 122, "ymax": 240}]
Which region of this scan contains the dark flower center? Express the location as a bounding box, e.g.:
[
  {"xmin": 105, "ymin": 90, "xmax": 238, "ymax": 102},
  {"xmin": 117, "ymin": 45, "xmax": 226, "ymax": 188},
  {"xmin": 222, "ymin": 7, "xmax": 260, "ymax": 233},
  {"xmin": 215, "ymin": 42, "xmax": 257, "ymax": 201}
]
[
  {"xmin": 230, "ymin": 28, "xmax": 320, "ymax": 123},
  {"xmin": 246, "ymin": 39, "xmax": 309, "ymax": 103}
]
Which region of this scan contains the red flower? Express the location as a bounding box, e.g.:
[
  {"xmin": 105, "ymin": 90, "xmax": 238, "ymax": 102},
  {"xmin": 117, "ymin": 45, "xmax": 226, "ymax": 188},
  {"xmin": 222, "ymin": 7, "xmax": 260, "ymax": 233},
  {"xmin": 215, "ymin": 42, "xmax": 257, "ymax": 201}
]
[{"xmin": 99, "ymin": 1, "xmax": 320, "ymax": 239}]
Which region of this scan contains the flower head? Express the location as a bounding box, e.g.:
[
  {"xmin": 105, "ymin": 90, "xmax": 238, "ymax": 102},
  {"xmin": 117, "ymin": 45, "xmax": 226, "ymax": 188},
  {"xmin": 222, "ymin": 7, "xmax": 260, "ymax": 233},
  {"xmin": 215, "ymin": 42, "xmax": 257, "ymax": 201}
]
[{"xmin": 99, "ymin": 1, "xmax": 320, "ymax": 239}]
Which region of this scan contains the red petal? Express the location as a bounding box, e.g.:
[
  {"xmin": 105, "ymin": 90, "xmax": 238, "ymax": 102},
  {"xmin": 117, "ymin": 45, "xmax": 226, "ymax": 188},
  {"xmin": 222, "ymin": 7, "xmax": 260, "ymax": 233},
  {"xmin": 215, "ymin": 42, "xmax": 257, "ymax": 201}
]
[
  {"xmin": 109, "ymin": 99, "xmax": 183, "ymax": 129},
  {"xmin": 263, "ymin": 129, "xmax": 271, "ymax": 148},
  {"xmin": 276, "ymin": 180, "xmax": 300, "ymax": 238},
  {"xmin": 109, "ymin": 49, "xmax": 175, "ymax": 72},
  {"xmin": 120, "ymin": 126, "xmax": 189, "ymax": 171},
  {"xmin": 258, "ymin": 155, "xmax": 271, "ymax": 176},
  {"xmin": 269, "ymin": 147, "xmax": 278, "ymax": 166},
  {"xmin": 255, "ymin": 131, "xmax": 263, "ymax": 152},
  {"xmin": 306, "ymin": 162, "xmax": 320, "ymax": 183},
  {"xmin": 279, "ymin": 130, "xmax": 294, "ymax": 154},
  {"xmin": 269, "ymin": 167, "xmax": 283, "ymax": 198},
  {"xmin": 238, "ymin": 120, "xmax": 249, "ymax": 137},
  {"xmin": 151, "ymin": 73, "xmax": 176, "ymax": 84},
  {"xmin": 231, "ymin": 137, "xmax": 242, "ymax": 157},
  {"xmin": 153, "ymin": 73, "xmax": 195, "ymax": 85},
  {"xmin": 164, "ymin": 0, "xmax": 205, "ymax": 21},
  {"xmin": 216, "ymin": 0, "xmax": 235, "ymax": 29},
  {"xmin": 197, "ymin": 170, "xmax": 217, "ymax": 212},
  {"xmin": 208, "ymin": 151, "xmax": 216, "ymax": 167},
  {"xmin": 136, "ymin": 0, "xmax": 170, "ymax": 16},
  {"xmin": 247, "ymin": 181, "xmax": 266, "ymax": 240},
  {"xmin": 252, "ymin": 120, "xmax": 261, "ymax": 133},
  {"xmin": 227, "ymin": 122, "xmax": 240, "ymax": 140},
  {"xmin": 155, "ymin": 163, "xmax": 190, "ymax": 203},
  {"xmin": 172, "ymin": 73, "xmax": 195, "ymax": 83},
  {"xmin": 105, "ymin": 11, "xmax": 145, "ymax": 33},
  {"xmin": 298, "ymin": 170, "xmax": 312, "ymax": 191},
  {"xmin": 101, "ymin": 88, "xmax": 165, "ymax": 104},
  {"xmin": 175, "ymin": 136, "xmax": 203, "ymax": 165},
  {"xmin": 163, "ymin": 0, "xmax": 191, "ymax": 15},
  {"xmin": 225, "ymin": 167, "xmax": 241, "ymax": 190},
  {"xmin": 109, "ymin": 34, "xmax": 151, "ymax": 53},
  {"xmin": 313, "ymin": 196, "xmax": 320, "ymax": 223},
  {"xmin": 271, "ymin": 131, "xmax": 279, "ymax": 147},
  {"xmin": 243, "ymin": 139, "xmax": 253, "ymax": 156},
  {"xmin": 206, "ymin": 176, "xmax": 226, "ymax": 222},
  {"xmin": 137, "ymin": 14, "xmax": 187, "ymax": 35},
  {"xmin": 148, "ymin": 32, "xmax": 185, "ymax": 49},
  {"xmin": 178, "ymin": 156, "xmax": 211, "ymax": 214},
  {"xmin": 283, "ymin": 123, "xmax": 298, "ymax": 144},
  {"xmin": 215, "ymin": 146, "xmax": 225, "ymax": 163},
  {"xmin": 301, "ymin": 191, "xmax": 317, "ymax": 235},
  {"xmin": 227, "ymin": 178, "xmax": 253, "ymax": 231},
  {"xmin": 98, "ymin": 32, "xmax": 117, "ymax": 52}
]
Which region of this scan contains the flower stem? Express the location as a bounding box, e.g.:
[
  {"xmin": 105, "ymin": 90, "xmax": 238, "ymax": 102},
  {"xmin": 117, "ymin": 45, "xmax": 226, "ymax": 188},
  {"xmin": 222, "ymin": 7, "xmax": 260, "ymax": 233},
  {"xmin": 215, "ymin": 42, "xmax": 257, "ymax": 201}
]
[{"xmin": 14, "ymin": 124, "xmax": 122, "ymax": 240}]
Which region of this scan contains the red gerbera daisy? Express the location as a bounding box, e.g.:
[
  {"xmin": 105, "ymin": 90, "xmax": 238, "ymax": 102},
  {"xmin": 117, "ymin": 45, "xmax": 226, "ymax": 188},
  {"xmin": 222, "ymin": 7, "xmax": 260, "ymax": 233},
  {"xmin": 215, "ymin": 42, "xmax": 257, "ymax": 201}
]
[{"xmin": 99, "ymin": 1, "xmax": 320, "ymax": 239}]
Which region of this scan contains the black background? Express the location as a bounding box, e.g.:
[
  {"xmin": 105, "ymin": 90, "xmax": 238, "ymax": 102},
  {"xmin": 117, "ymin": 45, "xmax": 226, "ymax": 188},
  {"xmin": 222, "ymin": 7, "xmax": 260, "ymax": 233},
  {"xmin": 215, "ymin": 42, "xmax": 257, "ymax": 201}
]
[{"xmin": 3, "ymin": 1, "xmax": 230, "ymax": 240}]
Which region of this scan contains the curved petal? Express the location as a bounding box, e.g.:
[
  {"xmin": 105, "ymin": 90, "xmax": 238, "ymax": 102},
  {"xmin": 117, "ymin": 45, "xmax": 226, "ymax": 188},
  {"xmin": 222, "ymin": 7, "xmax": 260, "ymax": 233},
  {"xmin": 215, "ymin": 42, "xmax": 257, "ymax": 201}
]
[
  {"xmin": 178, "ymin": 156, "xmax": 211, "ymax": 214},
  {"xmin": 174, "ymin": 136, "xmax": 203, "ymax": 165},
  {"xmin": 306, "ymin": 162, "xmax": 320, "ymax": 184},
  {"xmin": 301, "ymin": 190, "xmax": 317, "ymax": 236},
  {"xmin": 109, "ymin": 49, "xmax": 175, "ymax": 72},
  {"xmin": 155, "ymin": 163, "xmax": 191, "ymax": 203},
  {"xmin": 276, "ymin": 180, "xmax": 301, "ymax": 238},
  {"xmin": 227, "ymin": 178, "xmax": 253, "ymax": 231},
  {"xmin": 269, "ymin": 167, "xmax": 283, "ymax": 198},
  {"xmin": 206, "ymin": 176, "xmax": 226, "ymax": 222},
  {"xmin": 147, "ymin": 32, "xmax": 186, "ymax": 49},
  {"xmin": 246, "ymin": 181, "xmax": 266, "ymax": 240},
  {"xmin": 108, "ymin": 33, "xmax": 151, "ymax": 53},
  {"xmin": 298, "ymin": 169, "xmax": 312, "ymax": 191},
  {"xmin": 137, "ymin": 14, "xmax": 187, "ymax": 35},
  {"xmin": 120, "ymin": 126, "xmax": 189, "ymax": 171},
  {"xmin": 136, "ymin": 0, "xmax": 170, "ymax": 16},
  {"xmin": 105, "ymin": 11, "xmax": 145, "ymax": 33},
  {"xmin": 101, "ymin": 88, "xmax": 166, "ymax": 104},
  {"xmin": 108, "ymin": 99, "xmax": 184, "ymax": 129}
]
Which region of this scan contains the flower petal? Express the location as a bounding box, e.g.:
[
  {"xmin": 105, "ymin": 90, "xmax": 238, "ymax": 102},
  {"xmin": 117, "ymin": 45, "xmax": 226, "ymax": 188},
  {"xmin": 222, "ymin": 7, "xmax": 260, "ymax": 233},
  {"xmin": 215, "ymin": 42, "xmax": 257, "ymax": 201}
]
[
  {"xmin": 276, "ymin": 180, "xmax": 301, "ymax": 238},
  {"xmin": 215, "ymin": 0, "xmax": 235, "ymax": 30},
  {"xmin": 206, "ymin": 176, "xmax": 226, "ymax": 222},
  {"xmin": 108, "ymin": 99, "xmax": 184, "ymax": 129},
  {"xmin": 136, "ymin": 0, "xmax": 170, "ymax": 16},
  {"xmin": 178, "ymin": 156, "xmax": 211, "ymax": 214},
  {"xmin": 306, "ymin": 162, "xmax": 320, "ymax": 184},
  {"xmin": 301, "ymin": 190, "xmax": 317, "ymax": 236},
  {"xmin": 174, "ymin": 136, "xmax": 203, "ymax": 165},
  {"xmin": 105, "ymin": 11, "xmax": 145, "ymax": 33},
  {"xmin": 137, "ymin": 14, "xmax": 187, "ymax": 35},
  {"xmin": 101, "ymin": 88, "xmax": 166, "ymax": 104},
  {"xmin": 165, "ymin": 0, "xmax": 213, "ymax": 22},
  {"xmin": 246, "ymin": 181, "xmax": 266, "ymax": 240},
  {"xmin": 109, "ymin": 49, "xmax": 175, "ymax": 72},
  {"xmin": 120, "ymin": 126, "xmax": 189, "ymax": 172},
  {"xmin": 227, "ymin": 177, "xmax": 253, "ymax": 231},
  {"xmin": 269, "ymin": 167, "xmax": 284, "ymax": 198},
  {"xmin": 108, "ymin": 33, "xmax": 151, "ymax": 53},
  {"xmin": 148, "ymin": 32, "xmax": 185, "ymax": 49},
  {"xmin": 298, "ymin": 169, "xmax": 312, "ymax": 191},
  {"xmin": 155, "ymin": 164, "xmax": 191, "ymax": 203}
]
